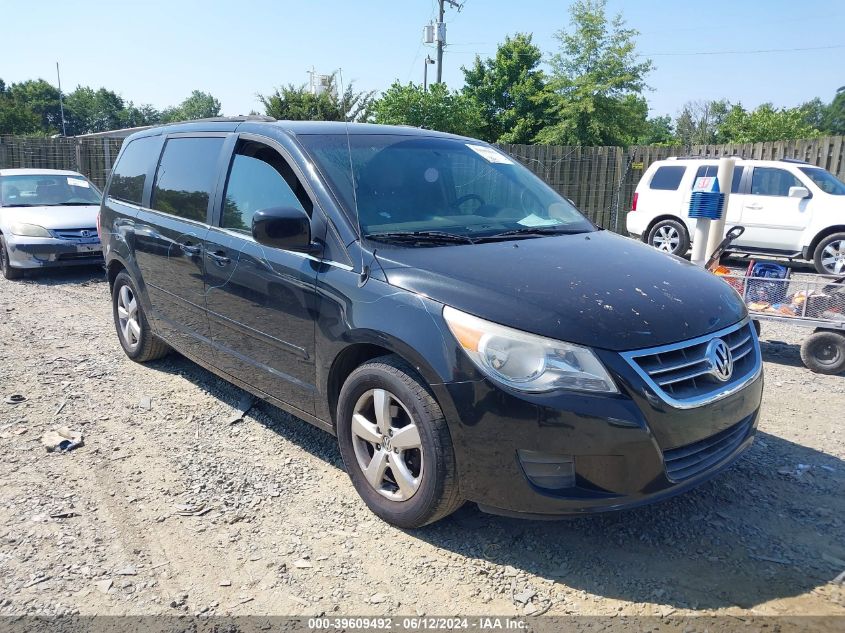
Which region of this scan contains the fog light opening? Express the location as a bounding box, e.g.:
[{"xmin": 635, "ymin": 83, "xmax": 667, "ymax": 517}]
[{"xmin": 517, "ymin": 450, "xmax": 576, "ymax": 490}]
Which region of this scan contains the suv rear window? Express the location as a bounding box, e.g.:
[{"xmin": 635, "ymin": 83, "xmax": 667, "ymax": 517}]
[
  {"xmin": 693, "ymin": 165, "xmax": 744, "ymax": 193},
  {"xmin": 152, "ymin": 137, "xmax": 225, "ymax": 222},
  {"xmin": 649, "ymin": 166, "xmax": 685, "ymax": 190},
  {"xmin": 108, "ymin": 136, "xmax": 161, "ymax": 205}
]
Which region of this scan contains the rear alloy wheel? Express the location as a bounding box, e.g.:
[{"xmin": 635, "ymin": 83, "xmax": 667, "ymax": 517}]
[
  {"xmin": 813, "ymin": 232, "xmax": 845, "ymax": 275},
  {"xmin": 0, "ymin": 236, "xmax": 23, "ymax": 280},
  {"xmin": 647, "ymin": 219, "xmax": 690, "ymax": 256},
  {"xmin": 112, "ymin": 271, "xmax": 169, "ymax": 362},
  {"xmin": 337, "ymin": 355, "xmax": 463, "ymax": 528}
]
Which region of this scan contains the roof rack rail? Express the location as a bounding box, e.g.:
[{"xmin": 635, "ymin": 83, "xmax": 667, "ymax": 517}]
[
  {"xmin": 162, "ymin": 115, "xmax": 276, "ymax": 126},
  {"xmin": 779, "ymin": 158, "xmax": 810, "ymax": 165}
]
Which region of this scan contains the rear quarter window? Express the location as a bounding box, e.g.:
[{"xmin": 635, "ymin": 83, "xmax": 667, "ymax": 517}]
[
  {"xmin": 107, "ymin": 136, "xmax": 161, "ymax": 205},
  {"xmin": 649, "ymin": 166, "xmax": 686, "ymax": 191}
]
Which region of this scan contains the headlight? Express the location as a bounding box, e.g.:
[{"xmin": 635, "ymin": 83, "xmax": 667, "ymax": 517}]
[
  {"xmin": 10, "ymin": 223, "xmax": 51, "ymax": 238},
  {"xmin": 443, "ymin": 305, "xmax": 618, "ymax": 394}
]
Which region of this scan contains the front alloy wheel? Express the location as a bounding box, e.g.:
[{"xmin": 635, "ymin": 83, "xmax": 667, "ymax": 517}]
[
  {"xmin": 350, "ymin": 388, "xmax": 424, "ymax": 501},
  {"xmin": 337, "ymin": 356, "xmax": 463, "ymax": 528}
]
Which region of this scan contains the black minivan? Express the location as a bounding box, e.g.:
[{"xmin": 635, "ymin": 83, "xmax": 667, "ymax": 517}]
[{"xmin": 99, "ymin": 117, "xmax": 763, "ymax": 527}]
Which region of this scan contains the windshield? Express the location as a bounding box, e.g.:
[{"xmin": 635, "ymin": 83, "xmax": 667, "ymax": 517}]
[
  {"xmin": 0, "ymin": 174, "xmax": 102, "ymax": 207},
  {"xmin": 799, "ymin": 167, "xmax": 845, "ymax": 195},
  {"xmin": 298, "ymin": 134, "xmax": 594, "ymax": 240}
]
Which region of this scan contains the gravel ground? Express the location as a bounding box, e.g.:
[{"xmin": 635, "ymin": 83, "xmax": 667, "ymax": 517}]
[{"xmin": 0, "ymin": 266, "xmax": 843, "ymax": 618}]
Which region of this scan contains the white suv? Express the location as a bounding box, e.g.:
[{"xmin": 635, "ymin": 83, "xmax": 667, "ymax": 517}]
[{"xmin": 626, "ymin": 158, "xmax": 845, "ymax": 274}]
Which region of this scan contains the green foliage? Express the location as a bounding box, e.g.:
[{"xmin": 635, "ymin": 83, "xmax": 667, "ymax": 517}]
[
  {"xmin": 161, "ymin": 90, "xmax": 222, "ymax": 123},
  {"xmin": 674, "ymin": 100, "xmax": 730, "ymax": 147},
  {"xmin": 536, "ymin": 0, "xmax": 653, "ymax": 146},
  {"xmin": 372, "ymin": 82, "xmax": 483, "ymax": 136},
  {"xmin": 717, "ymin": 103, "xmax": 820, "ymax": 143},
  {"xmin": 824, "ymin": 87, "xmax": 845, "ymax": 135},
  {"xmin": 258, "ymin": 74, "xmax": 374, "ymax": 122},
  {"xmin": 461, "ymin": 33, "xmax": 553, "ymax": 144},
  {"xmin": 7, "ymin": 79, "xmax": 63, "ymax": 134},
  {"xmin": 636, "ymin": 115, "xmax": 675, "ymax": 146}
]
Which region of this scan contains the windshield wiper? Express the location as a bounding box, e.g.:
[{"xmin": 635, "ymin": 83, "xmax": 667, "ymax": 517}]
[
  {"xmin": 365, "ymin": 230, "xmax": 476, "ymax": 245},
  {"xmin": 475, "ymin": 226, "xmax": 591, "ymax": 241}
]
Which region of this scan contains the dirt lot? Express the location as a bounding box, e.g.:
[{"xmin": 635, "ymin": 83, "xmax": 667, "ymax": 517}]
[{"xmin": 0, "ymin": 266, "xmax": 844, "ymax": 619}]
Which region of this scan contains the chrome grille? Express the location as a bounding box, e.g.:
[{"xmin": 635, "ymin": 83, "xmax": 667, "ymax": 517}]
[
  {"xmin": 663, "ymin": 414, "xmax": 754, "ymax": 481},
  {"xmin": 621, "ymin": 319, "xmax": 761, "ymax": 409},
  {"xmin": 52, "ymin": 228, "xmax": 99, "ymax": 240}
]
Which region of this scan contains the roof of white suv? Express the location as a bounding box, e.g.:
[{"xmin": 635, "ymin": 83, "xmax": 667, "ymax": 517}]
[{"xmin": 0, "ymin": 168, "xmax": 86, "ymax": 177}]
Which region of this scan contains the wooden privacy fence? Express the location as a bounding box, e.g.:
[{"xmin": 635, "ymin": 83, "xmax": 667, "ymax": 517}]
[
  {"xmin": 1, "ymin": 134, "xmax": 843, "ymax": 233},
  {"xmin": 0, "ymin": 136, "xmax": 123, "ymax": 189},
  {"xmin": 503, "ymin": 136, "xmax": 845, "ymax": 232}
]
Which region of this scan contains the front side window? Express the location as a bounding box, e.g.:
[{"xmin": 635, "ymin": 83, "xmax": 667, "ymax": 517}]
[
  {"xmin": 152, "ymin": 137, "xmax": 225, "ymax": 222},
  {"xmin": 799, "ymin": 167, "xmax": 845, "ymax": 195},
  {"xmin": 693, "ymin": 165, "xmax": 744, "ymax": 193},
  {"xmin": 297, "ymin": 134, "xmax": 592, "ymax": 239},
  {"xmin": 649, "ymin": 166, "xmax": 686, "ymax": 191},
  {"xmin": 750, "ymin": 167, "xmax": 804, "ymax": 197},
  {"xmin": 0, "ymin": 174, "xmax": 101, "ymax": 207},
  {"xmin": 222, "ymin": 141, "xmax": 311, "ymax": 233},
  {"xmin": 108, "ymin": 136, "xmax": 161, "ymax": 205}
]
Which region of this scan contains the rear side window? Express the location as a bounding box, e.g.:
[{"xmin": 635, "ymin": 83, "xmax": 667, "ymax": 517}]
[
  {"xmin": 152, "ymin": 137, "xmax": 225, "ymax": 222},
  {"xmin": 649, "ymin": 166, "xmax": 686, "ymax": 190},
  {"xmin": 693, "ymin": 165, "xmax": 744, "ymax": 193},
  {"xmin": 108, "ymin": 136, "xmax": 161, "ymax": 205},
  {"xmin": 750, "ymin": 167, "xmax": 803, "ymax": 197}
]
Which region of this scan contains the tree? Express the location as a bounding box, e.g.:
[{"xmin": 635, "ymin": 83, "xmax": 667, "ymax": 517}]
[
  {"xmin": 161, "ymin": 90, "xmax": 222, "ymax": 123},
  {"xmin": 7, "ymin": 79, "xmax": 63, "ymax": 134},
  {"xmin": 372, "ymin": 82, "xmax": 483, "ymax": 136},
  {"xmin": 461, "ymin": 33, "xmax": 553, "ymax": 144},
  {"xmin": 64, "ymin": 86, "xmax": 128, "ymax": 134},
  {"xmin": 258, "ymin": 73, "xmax": 374, "ymax": 122},
  {"xmin": 823, "ymin": 86, "xmax": 845, "ymax": 135},
  {"xmin": 536, "ymin": 0, "xmax": 653, "ymax": 146},
  {"xmin": 0, "ymin": 79, "xmax": 41, "ymax": 134},
  {"xmin": 717, "ymin": 103, "xmax": 820, "ymax": 143},
  {"xmin": 674, "ymin": 99, "xmax": 730, "ymax": 147},
  {"xmin": 637, "ymin": 114, "xmax": 675, "ymax": 145}
]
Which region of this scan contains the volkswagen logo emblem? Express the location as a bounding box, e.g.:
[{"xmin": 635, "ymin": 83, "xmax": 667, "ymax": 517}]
[{"xmin": 706, "ymin": 338, "xmax": 733, "ymax": 382}]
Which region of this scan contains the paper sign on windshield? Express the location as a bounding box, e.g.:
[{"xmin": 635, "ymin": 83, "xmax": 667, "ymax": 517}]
[
  {"xmin": 466, "ymin": 144, "xmax": 514, "ymax": 165},
  {"xmin": 67, "ymin": 177, "xmax": 90, "ymax": 188}
]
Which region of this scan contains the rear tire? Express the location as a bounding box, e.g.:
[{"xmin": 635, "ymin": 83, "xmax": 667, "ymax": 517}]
[
  {"xmin": 813, "ymin": 232, "xmax": 845, "ymax": 276},
  {"xmin": 0, "ymin": 236, "xmax": 23, "ymax": 280},
  {"xmin": 647, "ymin": 219, "xmax": 690, "ymax": 256},
  {"xmin": 336, "ymin": 355, "xmax": 463, "ymax": 528},
  {"xmin": 112, "ymin": 271, "xmax": 169, "ymax": 362},
  {"xmin": 800, "ymin": 331, "xmax": 845, "ymax": 375}
]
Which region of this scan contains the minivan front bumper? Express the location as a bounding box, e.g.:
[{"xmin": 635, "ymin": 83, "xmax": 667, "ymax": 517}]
[{"xmin": 434, "ymin": 346, "xmax": 763, "ymax": 518}]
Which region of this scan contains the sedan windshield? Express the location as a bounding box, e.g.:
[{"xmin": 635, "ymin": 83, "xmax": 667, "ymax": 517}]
[
  {"xmin": 0, "ymin": 174, "xmax": 102, "ymax": 207},
  {"xmin": 298, "ymin": 134, "xmax": 594, "ymax": 241},
  {"xmin": 799, "ymin": 167, "xmax": 845, "ymax": 195}
]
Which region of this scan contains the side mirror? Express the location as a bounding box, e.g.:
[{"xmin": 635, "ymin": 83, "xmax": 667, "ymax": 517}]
[
  {"xmin": 252, "ymin": 206, "xmax": 316, "ymax": 253},
  {"xmin": 788, "ymin": 186, "xmax": 810, "ymax": 199}
]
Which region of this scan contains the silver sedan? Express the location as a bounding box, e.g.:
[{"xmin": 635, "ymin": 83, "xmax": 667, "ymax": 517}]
[{"xmin": 0, "ymin": 168, "xmax": 103, "ymax": 279}]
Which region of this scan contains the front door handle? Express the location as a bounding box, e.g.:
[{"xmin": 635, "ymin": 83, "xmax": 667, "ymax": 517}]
[
  {"xmin": 206, "ymin": 250, "xmax": 231, "ymax": 266},
  {"xmin": 180, "ymin": 242, "xmax": 201, "ymax": 255},
  {"xmin": 745, "ymin": 203, "xmax": 763, "ymax": 210}
]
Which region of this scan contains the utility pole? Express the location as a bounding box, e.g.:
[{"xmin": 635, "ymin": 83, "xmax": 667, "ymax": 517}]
[
  {"xmin": 434, "ymin": 0, "xmax": 461, "ymax": 84},
  {"xmin": 56, "ymin": 62, "xmax": 67, "ymax": 137}
]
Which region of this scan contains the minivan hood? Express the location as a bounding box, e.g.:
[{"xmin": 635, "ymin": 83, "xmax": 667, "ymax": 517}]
[
  {"xmin": 0, "ymin": 205, "xmax": 99, "ymax": 230},
  {"xmin": 374, "ymin": 230, "xmax": 746, "ymax": 351}
]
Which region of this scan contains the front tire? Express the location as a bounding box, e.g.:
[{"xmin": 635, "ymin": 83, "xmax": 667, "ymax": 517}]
[
  {"xmin": 813, "ymin": 232, "xmax": 845, "ymax": 276},
  {"xmin": 112, "ymin": 271, "xmax": 169, "ymax": 362},
  {"xmin": 800, "ymin": 331, "xmax": 845, "ymax": 375},
  {"xmin": 0, "ymin": 236, "xmax": 23, "ymax": 280},
  {"xmin": 336, "ymin": 355, "xmax": 463, "ymax": 528},
  {"xmin": 647, "ymin": 219, "xmax": 690, "ymax": 256}
]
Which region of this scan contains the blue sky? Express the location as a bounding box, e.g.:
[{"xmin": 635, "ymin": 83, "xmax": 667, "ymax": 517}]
[{"xmin": 2, "ymin": 0, "xmax": 842, "ymax": 120}]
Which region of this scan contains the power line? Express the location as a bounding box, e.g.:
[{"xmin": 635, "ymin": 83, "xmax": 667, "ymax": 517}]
[{"xmin": 641, "ymin": 43, "xmax": 845, "ymax": 57}]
